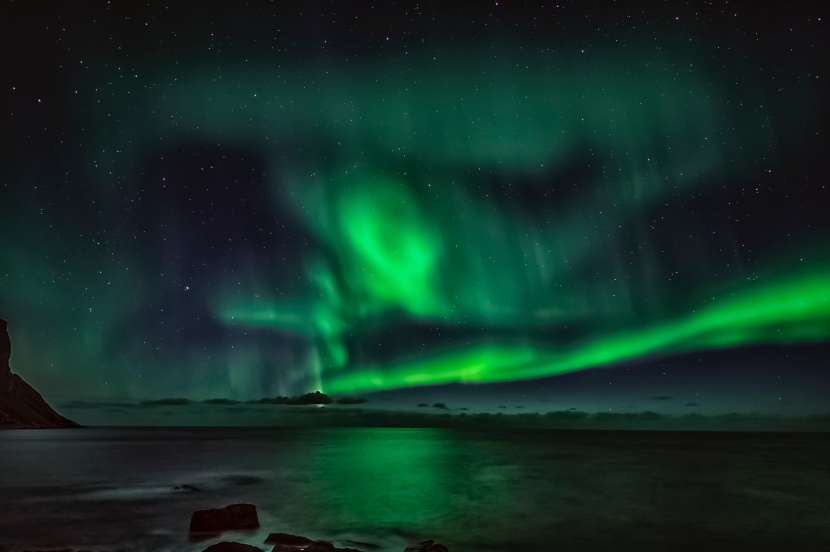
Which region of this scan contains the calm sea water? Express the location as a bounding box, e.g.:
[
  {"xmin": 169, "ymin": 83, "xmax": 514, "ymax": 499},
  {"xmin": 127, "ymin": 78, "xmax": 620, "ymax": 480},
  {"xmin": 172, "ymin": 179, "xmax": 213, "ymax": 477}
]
[{"xmin": 0, "ymin": 427, "xmax": 828, "ymax": 552}]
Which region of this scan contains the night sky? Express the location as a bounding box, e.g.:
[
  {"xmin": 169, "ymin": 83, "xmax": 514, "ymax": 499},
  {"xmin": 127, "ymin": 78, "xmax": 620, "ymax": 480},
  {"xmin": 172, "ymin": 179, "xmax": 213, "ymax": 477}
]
[{"xmin": 2, "ymin": 1, "xmax": 829, "ymax": 418}]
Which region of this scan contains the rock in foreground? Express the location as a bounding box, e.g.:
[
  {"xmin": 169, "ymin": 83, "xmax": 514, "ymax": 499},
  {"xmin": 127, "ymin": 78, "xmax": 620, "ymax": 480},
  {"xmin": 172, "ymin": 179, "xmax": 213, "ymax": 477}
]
[
  {"xmin": 190, "ymin": 504, "xmax": 260, "ymax": 536},
  {"xmin": 0, "ymin": 319, "xmax": 78, "ymax": 429},
  {"xmin": 191, "ymin": 506, "xmax": 447, "ymax": 552},
  {"xmin": 203, "ymin": 542, "xmax": 263, "ymax": 552}
]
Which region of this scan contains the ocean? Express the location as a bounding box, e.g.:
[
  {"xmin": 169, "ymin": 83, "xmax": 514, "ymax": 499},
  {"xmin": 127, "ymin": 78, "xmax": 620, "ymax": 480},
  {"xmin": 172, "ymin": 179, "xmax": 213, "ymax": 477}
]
[{"xmin": 1, "ymin": 427, "xmax": 828, "ymax": 551}]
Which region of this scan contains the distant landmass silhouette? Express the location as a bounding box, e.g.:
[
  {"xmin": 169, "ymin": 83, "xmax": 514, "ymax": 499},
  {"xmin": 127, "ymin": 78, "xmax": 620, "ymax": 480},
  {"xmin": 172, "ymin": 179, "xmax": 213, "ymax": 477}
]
[
  {"xmin": 0, "ymin": 319, "xmax": 78, "ymax": 428},
  {"xmin": 141, "ymin": 390, "xmax": 338, "ymax": 407}
]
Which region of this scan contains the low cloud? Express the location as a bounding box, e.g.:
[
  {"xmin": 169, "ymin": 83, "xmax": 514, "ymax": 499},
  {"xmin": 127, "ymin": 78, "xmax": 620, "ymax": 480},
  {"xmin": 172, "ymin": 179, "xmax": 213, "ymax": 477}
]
[
  {"xmin": 142, "ymin": 398, "xmax": 190, "ymax": 406},
  {"xmin": 58, "ymin": 400, "xmax": 830, "ymax": 432},
  {"xmin": 62, "ymin": 400, "xmax": 139, "ymax": 410},
  {"xmin": 335, "ymin": 397, "xmax": 367, "ymax": 405}
]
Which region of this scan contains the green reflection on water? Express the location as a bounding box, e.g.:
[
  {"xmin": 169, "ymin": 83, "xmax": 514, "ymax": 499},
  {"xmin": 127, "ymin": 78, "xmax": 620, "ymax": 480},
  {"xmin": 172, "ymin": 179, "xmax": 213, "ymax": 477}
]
[{"xmin": 305, "ymin": 428, "xmax": 460, "ymax": 532}]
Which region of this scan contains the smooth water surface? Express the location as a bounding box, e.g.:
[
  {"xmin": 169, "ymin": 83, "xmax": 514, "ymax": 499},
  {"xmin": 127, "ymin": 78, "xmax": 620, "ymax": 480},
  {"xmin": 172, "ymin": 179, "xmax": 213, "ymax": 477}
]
[{"xmin": 1, "ymin": 427, "xmax": 829, "ymax": 551}]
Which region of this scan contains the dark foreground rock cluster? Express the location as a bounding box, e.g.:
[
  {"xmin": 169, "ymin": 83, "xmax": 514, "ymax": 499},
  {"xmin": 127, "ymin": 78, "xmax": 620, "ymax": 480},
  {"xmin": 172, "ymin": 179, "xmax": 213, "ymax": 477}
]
[
  {"xmin": 191, "ymin": 504, "xmax": 449, "ymax": 552},
  {"xmin": 190, "ymin": 504, "xmax": 260, "ymax": 536},
  {"xmin": 0, "ymin": 319, "xmax": 78, "ymax": 429}
]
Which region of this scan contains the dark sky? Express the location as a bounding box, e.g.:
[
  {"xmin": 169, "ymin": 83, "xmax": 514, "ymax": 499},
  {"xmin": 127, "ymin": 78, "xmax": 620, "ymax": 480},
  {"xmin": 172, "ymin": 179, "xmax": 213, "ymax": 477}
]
[{"xmin": 1, "ymin": 1, "xmax": 829, "ymax": 417}]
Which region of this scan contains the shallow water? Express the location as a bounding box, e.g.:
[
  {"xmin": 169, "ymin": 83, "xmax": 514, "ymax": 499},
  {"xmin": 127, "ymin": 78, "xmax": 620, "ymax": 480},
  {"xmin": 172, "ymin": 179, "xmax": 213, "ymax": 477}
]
[{"xmin": 0, "ymin": 427, "xmax": 828, "ymax": 551}]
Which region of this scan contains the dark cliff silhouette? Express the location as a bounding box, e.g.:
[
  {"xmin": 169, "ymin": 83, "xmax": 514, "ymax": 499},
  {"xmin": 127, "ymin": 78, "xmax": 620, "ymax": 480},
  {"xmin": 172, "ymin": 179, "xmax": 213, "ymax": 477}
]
[{"xmin": 0, "ymin": 319, "xmax": 78, "ymax": 428}]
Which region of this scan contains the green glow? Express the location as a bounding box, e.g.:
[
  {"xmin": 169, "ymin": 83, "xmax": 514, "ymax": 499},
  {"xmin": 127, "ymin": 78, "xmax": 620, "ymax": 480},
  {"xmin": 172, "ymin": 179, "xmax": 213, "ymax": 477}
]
[
  {"xmin": 4, "ymin": 24, "xmax": 825, "ymax": 404},
  {"xmin": 324, "ymin": 269, "xmax": 830, "ymax": 393},
  {"xmin": 183, "ymin": 46, "xmax": 825, "ymax": 396},
  {"xmin": 333, "ymin": 175, "xmax": 443, "ymax": 316},
  {"xmin": 307, "ymin": 428, "xmax": 456, "ymax": 530}
]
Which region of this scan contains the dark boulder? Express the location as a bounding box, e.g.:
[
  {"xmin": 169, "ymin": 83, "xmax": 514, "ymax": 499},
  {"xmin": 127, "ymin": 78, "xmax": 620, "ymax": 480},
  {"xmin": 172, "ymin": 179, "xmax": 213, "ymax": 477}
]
[
  {"xmin": 264, "ymin": 533, "xmax": 313, "ymax": 546},
  {"xmin": 404, "ymin": 540, "xmax": 449, "ymax": 552},
  {"xmin": 189, "ymin": 504, "xmax": 259, "ymax": 536},
  {"xmin": 202, "ymin": 542, "xmax": 263, "ymax": 552},
  {"xmin": 0, "ymin": 319, "xmax": 79, "ymax": 429}
]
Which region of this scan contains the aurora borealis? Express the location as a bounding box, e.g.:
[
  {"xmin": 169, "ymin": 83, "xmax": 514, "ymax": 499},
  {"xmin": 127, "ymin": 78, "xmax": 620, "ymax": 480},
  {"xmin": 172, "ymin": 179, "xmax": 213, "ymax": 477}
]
[{"xmin": 2, "ymin": 1, "xmax": 829, "ymax": 416}]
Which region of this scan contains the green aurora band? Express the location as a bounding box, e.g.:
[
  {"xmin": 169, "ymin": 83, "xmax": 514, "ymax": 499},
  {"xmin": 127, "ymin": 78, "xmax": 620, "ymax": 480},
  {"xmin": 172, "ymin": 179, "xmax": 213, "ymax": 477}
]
[
  {"xmin": 323, "ymin": 268, "xmax": 830, "ymax": 392},
  {"xmin": 217, "ymin": 163, "xmax": 830, "ymax": 393},
  {"xmin": 222, "ymin": 245, "xmax": 830, "ymax": 393}
]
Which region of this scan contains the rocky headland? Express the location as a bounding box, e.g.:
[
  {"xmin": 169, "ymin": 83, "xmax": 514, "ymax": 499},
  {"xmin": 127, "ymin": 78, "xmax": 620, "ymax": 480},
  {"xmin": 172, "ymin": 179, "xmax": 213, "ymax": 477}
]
[{"xmin": 0, "ymin": 319, "xmax": 78, "ymax": 429}]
